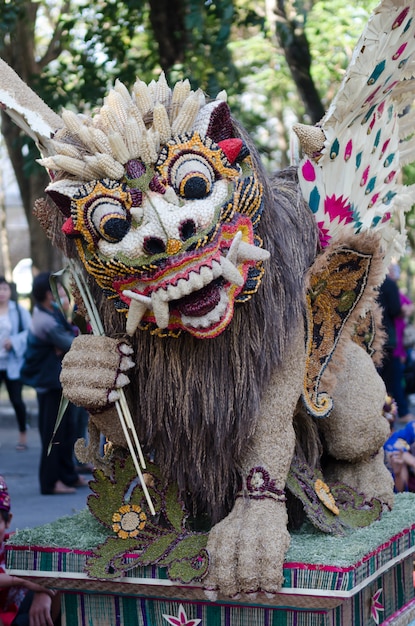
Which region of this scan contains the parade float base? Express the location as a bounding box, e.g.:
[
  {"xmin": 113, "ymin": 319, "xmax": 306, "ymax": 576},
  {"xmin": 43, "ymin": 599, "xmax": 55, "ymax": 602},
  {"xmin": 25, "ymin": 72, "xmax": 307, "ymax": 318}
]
[{"xmin": 6, "ymin": 493, "xmax": 415, "ymax": 626}]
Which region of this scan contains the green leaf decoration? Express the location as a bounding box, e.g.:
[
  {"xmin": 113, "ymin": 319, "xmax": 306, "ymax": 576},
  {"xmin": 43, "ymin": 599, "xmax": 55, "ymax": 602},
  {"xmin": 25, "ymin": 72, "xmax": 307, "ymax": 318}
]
[
  {"xmin": 85, "ymin": 536, "xmax": 141, "ymax": 579},
  {"xmin": 158, "ymin": 534, "xmax": 209, "ymax": 566},
  {"xmin": 164, "ymin": 481, "xmax": 186, "ymax": 532},
  {"xmin": 85, "ymin": 456, "xmax": 209, "ymax": 583},
  {"xmin": 135, "ymin": 532, "xmax": 178, "ymax": 563},
  {"xmin": 88, "ymin": 457, "xmax": 139, "ymax": 528},
  {"xmin": 286, "ymin": 456, "xmax": 383, "ymax": 535},
  {"xmin": 47, "ymin": 394, "xmax": 69, "ymax": 457},
  {"xmin": 330, "ymin": 484, "xmax": 383, "ymax": 529},
  {"xmin": 166, "ymin": 548, "xmax": 210, "ymax": 584}
]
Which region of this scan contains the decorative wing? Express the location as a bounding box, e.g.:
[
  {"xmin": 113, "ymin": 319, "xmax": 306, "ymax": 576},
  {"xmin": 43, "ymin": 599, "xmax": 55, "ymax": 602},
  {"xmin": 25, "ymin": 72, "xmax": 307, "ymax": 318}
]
[
  {"xmin": 303, "ymin": 233, "xmax": 384, "ymax": 419},
  {"xmin": 294, "ymin": 0, "xmax": 415, "ymax": 268}
]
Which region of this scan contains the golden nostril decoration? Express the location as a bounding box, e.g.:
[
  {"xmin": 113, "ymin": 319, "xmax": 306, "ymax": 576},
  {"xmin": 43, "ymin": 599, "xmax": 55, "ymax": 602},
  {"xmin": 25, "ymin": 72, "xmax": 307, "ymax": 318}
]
[{"xmin": 166, "ymin": 239, "xmax": 182, "ymax": 255}]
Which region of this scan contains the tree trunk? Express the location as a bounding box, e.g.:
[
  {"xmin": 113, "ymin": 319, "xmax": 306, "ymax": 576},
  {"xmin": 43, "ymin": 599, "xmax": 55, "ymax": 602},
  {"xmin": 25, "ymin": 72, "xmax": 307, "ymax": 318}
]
[
  {"xmin": 0, "ymin": 1, "xmax": 63, "ymax": 272},
  {"xmin": 1, "ymin": 112, "xmax": 62, "ymax": 273},
  {"xmin": 0, "ymin": 171, "xmax": 12, "ymax": 281},
  {"xmin": 148, "ymin": 0, "xmax": 186, "ymax": 72},
  {"xmin": 274, "ymin": 0, "xmax": 325, "ymax": 124}
]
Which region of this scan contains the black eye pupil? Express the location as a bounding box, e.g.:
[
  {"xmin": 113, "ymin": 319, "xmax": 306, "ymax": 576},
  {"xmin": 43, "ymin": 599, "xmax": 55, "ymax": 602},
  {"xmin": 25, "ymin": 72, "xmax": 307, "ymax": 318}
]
[
  {"xmin": 102, "ymin": 217, "xmax": 130, "ymax": 241},
  {"xmin": 183, "ymin": 176, "xmax": 208, "ymax": 199}
]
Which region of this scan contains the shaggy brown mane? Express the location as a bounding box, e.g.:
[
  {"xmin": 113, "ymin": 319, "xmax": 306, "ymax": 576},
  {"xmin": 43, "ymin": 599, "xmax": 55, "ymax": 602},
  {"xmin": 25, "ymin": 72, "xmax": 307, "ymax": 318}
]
[{"xmin": 46, "ymin": 129, "xmax": 319, "ymax": 523}]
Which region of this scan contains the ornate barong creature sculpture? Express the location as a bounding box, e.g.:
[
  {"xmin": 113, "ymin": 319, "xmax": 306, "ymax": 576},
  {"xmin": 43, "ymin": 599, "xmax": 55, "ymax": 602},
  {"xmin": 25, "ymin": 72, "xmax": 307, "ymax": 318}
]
[{"xmin": 1, "ymin": 0, "xmax": 415, "ymax": 598}]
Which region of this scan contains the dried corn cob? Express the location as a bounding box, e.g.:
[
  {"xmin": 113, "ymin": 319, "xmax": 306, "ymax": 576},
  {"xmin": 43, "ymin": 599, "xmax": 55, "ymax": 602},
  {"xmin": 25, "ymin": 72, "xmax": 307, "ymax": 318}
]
[
  {"xmin": 108, "ymin": 132, "xmax": 131, "ymax": 164},
  {"xmin": 152, "ymin": 103, "xmax": 171, "ymax": 144}
]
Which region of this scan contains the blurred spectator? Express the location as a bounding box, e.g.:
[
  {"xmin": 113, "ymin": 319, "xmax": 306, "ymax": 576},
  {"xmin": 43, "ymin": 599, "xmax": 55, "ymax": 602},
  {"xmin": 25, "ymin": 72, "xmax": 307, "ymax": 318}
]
[
  {"xmin": 384, "ymin": 421, "xmax": 415, "ymax": 492},
  {"xmin": 391, "ymin": 265, "xmax": 415, "ymax": 421},
  {"xmin": 0, "ymin": 277, "xmax": 31, "ymax": 451},
  {"xmin": 378, "ymin": 265, "xmax": 415, "ymax": 423},
  {"xmin": 20, "ymin": 272, "xmax": 87, "ymax": 495},
  {"xmin": 383, "ymin": 394, "xmax": 398, "ymax": 427}
]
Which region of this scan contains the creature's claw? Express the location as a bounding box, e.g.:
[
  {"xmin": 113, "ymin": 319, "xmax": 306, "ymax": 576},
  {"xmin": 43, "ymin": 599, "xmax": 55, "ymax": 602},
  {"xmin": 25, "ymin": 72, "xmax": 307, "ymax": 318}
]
[
  {"xmin": 205, "ymin": 499, "xmax": 289, "ymax": 597},
  {"xmin": 60, "ymin": 335, "xmax": 135, "ymax": 411}
]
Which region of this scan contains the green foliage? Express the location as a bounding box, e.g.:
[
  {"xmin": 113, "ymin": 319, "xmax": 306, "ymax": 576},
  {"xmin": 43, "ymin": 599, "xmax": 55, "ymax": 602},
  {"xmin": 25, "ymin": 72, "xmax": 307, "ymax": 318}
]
[
  {"xmin": 37, "ymin": 1, "xmax": 156, "ymax": 111},
  {"xmin": 0, "ymin": 0, "xmax": 25, "ymax": 42},
  {"xmin": 2, "ymin": 0, "xmax": 415, "ymax": 257},
  {"xmin": 180, "ymin": 0, "xmax": 239, "ymax": 96},
  {"xmin": 0, "ymin": 0, "xmax": 386, "ymax": 170},
  {"xmin": 402, "ymin": 166, "xmax": 415, "ymax": 258},
  {"xmin": 305, "ymin": 0, "xmax": 379, "ymax": 108}
]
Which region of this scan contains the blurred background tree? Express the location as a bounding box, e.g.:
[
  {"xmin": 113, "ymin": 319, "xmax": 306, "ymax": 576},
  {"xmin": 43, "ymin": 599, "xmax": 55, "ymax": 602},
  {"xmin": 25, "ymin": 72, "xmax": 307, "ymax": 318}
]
[{"xmin": 3, "ymin": 0, "xmax": 407, "ymax": 275}]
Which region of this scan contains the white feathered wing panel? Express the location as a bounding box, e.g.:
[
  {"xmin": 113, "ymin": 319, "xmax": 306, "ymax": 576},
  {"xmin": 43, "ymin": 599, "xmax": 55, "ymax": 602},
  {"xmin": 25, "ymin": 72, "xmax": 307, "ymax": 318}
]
[{"xmin": 295, "ymin": 0, "xmax": 415, "ymax": 267}]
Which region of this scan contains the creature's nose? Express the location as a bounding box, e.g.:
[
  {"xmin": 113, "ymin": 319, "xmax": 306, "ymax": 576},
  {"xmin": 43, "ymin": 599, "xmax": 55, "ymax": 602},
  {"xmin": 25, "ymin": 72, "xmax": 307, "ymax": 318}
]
[
  {"xmin": 143, "ymin": 219, "xmax": 197, "ymax": 256},
  {"xmin": 166, "ymin": 239, "xmax": 182, "ymax": 254}
]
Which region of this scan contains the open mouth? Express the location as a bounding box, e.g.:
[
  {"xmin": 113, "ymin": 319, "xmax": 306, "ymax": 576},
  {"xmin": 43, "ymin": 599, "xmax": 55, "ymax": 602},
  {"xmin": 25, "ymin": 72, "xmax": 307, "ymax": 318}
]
[
  {"xmin": 173, "ymin": 278, "xmax": 223, "ymax": 317},
  {"xmin": 122, "ymin": 229, "xmax": 269, "ymax": 337}
]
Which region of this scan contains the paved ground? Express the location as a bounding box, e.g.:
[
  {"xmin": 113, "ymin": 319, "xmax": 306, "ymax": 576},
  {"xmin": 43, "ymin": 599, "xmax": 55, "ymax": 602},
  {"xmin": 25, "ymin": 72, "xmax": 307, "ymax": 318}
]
[{"xmin": 0, "ymin": 387, "xmax": 90, "ymax": 533}]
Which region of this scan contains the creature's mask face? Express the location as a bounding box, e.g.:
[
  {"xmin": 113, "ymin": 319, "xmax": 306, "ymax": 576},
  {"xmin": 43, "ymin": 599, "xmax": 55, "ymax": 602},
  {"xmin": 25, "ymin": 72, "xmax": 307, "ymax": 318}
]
[{"xmin": 43, "ymin": 76, "xmax": 269, "ymax": 338}]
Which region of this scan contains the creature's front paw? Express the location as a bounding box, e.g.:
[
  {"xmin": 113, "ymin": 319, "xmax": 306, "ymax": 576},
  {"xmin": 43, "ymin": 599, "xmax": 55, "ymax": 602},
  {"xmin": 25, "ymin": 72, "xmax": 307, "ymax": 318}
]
[
  {"xmin": 205, "ymin": 498, "xmax": 290, "ymax": 597},
  {"xmin": 60, "ymin": 335, "xmax": 134, "ymax": 411}
]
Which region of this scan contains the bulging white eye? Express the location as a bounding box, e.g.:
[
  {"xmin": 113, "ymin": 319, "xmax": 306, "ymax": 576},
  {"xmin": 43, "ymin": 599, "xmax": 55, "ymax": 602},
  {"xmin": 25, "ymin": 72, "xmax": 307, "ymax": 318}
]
[
  {"xmin": 90, "ymin": 198, "xmax": 131, "ymax": 242},
  {"xmin": 71, "ymin": 179, "xmax": 133, "ymax": 247},
  {"xmin": 171, "ymin": 154, "xmax": 215, "ymax": 199}
]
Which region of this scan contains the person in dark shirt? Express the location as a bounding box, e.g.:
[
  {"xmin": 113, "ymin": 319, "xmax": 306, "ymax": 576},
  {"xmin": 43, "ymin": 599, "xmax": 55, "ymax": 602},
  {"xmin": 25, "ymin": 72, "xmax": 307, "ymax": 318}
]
[
  {"xmin": 378, "ymin": 273, "xmax": 402, "ymax": 389},
  {"xmin": 21, "ymin": 273, "xmax": 87, "ymax": 495},
  {"xmin": 378, "ymin": 266, "xmax": 415, "ymax": 423}
]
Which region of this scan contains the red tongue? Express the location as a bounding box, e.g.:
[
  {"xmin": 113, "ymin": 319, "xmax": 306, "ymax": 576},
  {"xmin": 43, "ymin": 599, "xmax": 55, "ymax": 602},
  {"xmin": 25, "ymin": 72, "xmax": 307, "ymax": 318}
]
[{"xmin": 175, "ymin": 282, "xmax": 221, "ymax": 317}]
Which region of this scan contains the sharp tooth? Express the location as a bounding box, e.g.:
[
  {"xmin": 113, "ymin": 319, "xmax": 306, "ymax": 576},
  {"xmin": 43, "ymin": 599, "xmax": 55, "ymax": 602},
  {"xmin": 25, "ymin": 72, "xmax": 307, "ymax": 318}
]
[
  {"xmin": 237, "ymin": 241, "xmax": 270, "ymax": 262},
  {"xmin": 226, "ymin": 231, "xmax": 243, "ymax": 265},
  {"xmin": 166, "ymin": 283, "xmax": 179, "ymax": 299},
  {"xmin": 188, "ymin": 270, "xmax": 204, "ymax": 291},
  {"xmin": 155, "ymin": 288, "xmax": 169, "ymax": 302},
  {"xmin": 164, "ymin": 186, "xmax": 180, "ymax": 205},
  {"xmin": 125, "ymin": 298, "xmax": 149, "ymax": 335},
  {"xmin": 220, "ymin": 256, "xmax": 244, "ymax": 286},
  {"xmin": 151, "ymin": 291, "xmax": 170, "ymax": 328},
  {"xmin": 200, "ymin": 265, "xmax": 213, "ymax": 285},
  {"xmin": 212, "ymin": 260, "xmax": 222, "ymax": 278},
  {"xmin": 176, "ymin": 276, "xmax": 194, "ymax": 296},
  {"xmin": 123, "ymin": 290, "xmax": 152, "ymax": 307}
]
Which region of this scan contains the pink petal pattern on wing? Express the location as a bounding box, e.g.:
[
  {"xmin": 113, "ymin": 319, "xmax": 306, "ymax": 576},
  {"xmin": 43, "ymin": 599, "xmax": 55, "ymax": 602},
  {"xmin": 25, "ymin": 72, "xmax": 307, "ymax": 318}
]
[
  {"xmin": 324, "ymin": 194, "xmax": 353, "ymax": 224},
  {"xmin": 317, "ymin": 221, "xmax": 331, "ymax": 248},
  {"xmin": 302, "ymin": 159, "xmax": 316, "ymax": 182}
]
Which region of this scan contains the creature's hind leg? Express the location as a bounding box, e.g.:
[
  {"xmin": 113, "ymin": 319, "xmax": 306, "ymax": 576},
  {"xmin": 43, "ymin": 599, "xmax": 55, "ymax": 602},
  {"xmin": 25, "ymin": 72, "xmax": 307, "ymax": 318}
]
[{"xmin": 318, "ymin": 340, "xmax": 394, "ymax": 508}]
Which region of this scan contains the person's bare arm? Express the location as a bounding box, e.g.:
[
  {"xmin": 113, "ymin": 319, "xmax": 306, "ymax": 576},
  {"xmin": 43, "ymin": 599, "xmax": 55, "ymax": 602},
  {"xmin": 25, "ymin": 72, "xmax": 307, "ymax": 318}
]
[
  {"xmin": 29, "ymin": 592, "xmax": 54, "ymax": 626},
  {"xmin": 0, "ymin": 573, "xmax": 54, "ymax": 596},
  {"xmin": 402, "ymin": 451, "xmax": 415, "ymax": 469}
]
